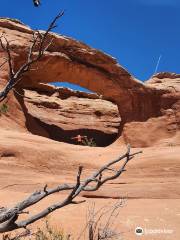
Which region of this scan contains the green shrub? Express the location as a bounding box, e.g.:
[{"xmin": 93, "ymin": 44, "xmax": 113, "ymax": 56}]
[
  {"xmin": 0, "ymin": 103, "xmax": 9, "ymax": 115},
  {"xmin": 81, "ymin": 136, "xmax": 97, "ymax": 147}
]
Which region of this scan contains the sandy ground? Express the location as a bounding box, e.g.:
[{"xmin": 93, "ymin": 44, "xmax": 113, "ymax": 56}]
[{"xmin": 0, "ymin": 129, "xmax": 180, "ymax": 239}]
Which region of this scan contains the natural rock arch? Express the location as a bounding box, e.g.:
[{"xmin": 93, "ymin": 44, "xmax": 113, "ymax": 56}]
[
  {"xmin": 0, "ymin": 18, "xmax": 179, "ymax": 146},
  {"xmin": 5, "ymin": 19, "xmax": 163, "ymax": 124}
]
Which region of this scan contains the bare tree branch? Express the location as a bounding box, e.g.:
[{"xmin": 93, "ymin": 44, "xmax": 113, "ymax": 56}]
[
  {"xmin": 0, "ymin": 11, "xmax": 64, "ymax": 102},
  {"xmin": 0, "ymin": 145, "xmax": 142, "ymax": 233},
  {"xmin": 0, "ymin": 60, "xmax": 8, "ymax": 70},
  {"xmin": 0, "ymin": 36, "xmax": 14, "ymax": 79}
]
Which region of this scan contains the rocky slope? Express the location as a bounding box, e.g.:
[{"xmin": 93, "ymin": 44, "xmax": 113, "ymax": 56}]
[{"xmin": 0, "ymin": 129, "xmax": 179, "ymax": 239}]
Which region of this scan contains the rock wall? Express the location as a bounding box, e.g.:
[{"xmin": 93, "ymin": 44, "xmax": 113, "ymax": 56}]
[{"xmin": 122, "ymin": 73, "xmax": 180, "ymax": 147}]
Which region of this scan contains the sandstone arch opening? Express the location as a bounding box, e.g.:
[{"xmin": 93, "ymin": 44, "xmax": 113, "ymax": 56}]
[
  {"xmin": 51, "ymin": 82, "xmax": 94, "ymax": 94},
  {"xmin": 22, "ymin": 83, "xmax": 121, "ymax": 147}
]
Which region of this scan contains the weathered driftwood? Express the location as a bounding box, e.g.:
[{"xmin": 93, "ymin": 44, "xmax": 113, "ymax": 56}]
[{"xmin": 0, "ymin": 145, "xmax": 141, "ymax": 233}]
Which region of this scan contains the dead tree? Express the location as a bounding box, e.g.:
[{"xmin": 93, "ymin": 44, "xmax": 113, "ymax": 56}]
[
  {"xmin": 0, "ymin": 11, "xmax": 64, "ymax": 102},
  {"xmin": 0, "ymin": 145, "xmax": 141, "ymax": 234}
]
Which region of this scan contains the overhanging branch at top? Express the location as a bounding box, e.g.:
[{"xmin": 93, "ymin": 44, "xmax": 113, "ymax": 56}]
[{"xmin": 0, "ymin": 11, "xmax": 64, "ymax": 102}]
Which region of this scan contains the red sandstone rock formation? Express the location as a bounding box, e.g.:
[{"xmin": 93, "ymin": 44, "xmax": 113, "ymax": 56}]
[
  {"xmin": 121, "ymin": 74, "xmax": 180, "ymax": 147},
  {"xmin": 0, "ymin": 19, "xmax": 180, "ymax": 237},
  {"xmin": 0, "ymin": 18, "xmax": 179, "ymax": 147},
  {"xmin": 24, "ymin": 85, "xmax": 121, "ymax": 146}
]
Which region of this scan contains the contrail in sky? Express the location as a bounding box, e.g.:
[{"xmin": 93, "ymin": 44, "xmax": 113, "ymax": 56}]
[{"xmin": 154, "ymin": 55, "xmax": 162, "ymax": 74}]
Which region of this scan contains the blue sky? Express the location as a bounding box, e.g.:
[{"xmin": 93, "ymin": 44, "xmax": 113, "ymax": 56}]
[{"xmin": 0, "ymin": 0, "xmax": 180, "ymax": 91}]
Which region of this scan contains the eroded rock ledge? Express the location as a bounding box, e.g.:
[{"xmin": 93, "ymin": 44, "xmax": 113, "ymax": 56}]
[{"xmin": 23, "ymin": 84, "xmax": 121, "ymax": 146}]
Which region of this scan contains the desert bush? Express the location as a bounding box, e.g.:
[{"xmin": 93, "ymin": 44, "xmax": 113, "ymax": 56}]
[
  {"xmin": 81, "ymin": 136, "xmax": 97, "ymax": 147},
  {"xmin": 35, "ymin": 219, "xmax": 71, "ymax": 240},
  {"xmin": 77, "ymin": 200, "xmax": 124, "ymax": 240},
  {"xmin": 2, "ymin": 219, "xmax": 71, "ymax": 240},
  {"xmin": 0, "ymin": 103, "xmax": 8, "ymax": 115}
]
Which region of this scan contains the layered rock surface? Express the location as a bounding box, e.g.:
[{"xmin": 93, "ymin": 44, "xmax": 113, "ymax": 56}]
[
  {"xmin": 23, "ymin": 85, "xmax": 120, "ymax": 146},
  {"xmin": 122, "ymin": 73, "xmax": 180, "ymax": 147}
]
